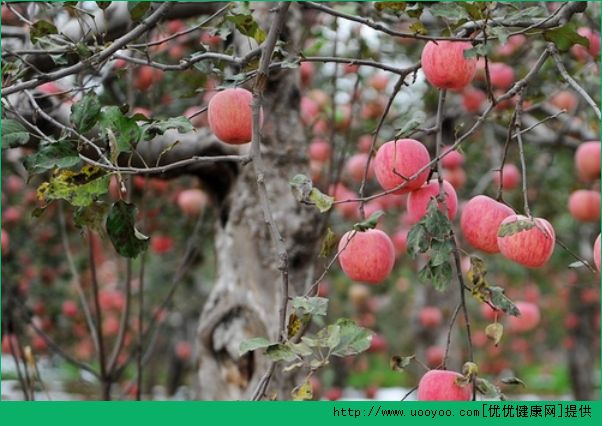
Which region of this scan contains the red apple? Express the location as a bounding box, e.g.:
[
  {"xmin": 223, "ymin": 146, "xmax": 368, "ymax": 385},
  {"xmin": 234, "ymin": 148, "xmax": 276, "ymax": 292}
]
[
  {"xmin": 441, "ymin": 147, "xmax": 464, "ymax": 169},
  {"xmin": 507, "ymin": 301, "xmax": 540, "ymax": 333},
  {"xmin": 417, "ymin": 370, "xmax": 472, "ymax": 401},
  {"xmin": 462, "ymin": 86, "xmax": 486, "ymax": 113},
  {"xmin": 551, "ymin": 90, "xmax": 578, "ymax": 112},
  {"xmin": 369, "ymin": 73, "xmax": 389, "ymax": 91},
  {"xmin": 151, "ymin": 235, "xmax": 174, "ymax": 254},
  {"xmin": 368, "ymin": 334, "xmax": 388, "ymax": 352},
  {"xmin": 177, "ymin": 189, "xmax": 208, "ymax": 216},
  {"xmin": 442, "ymin": 167, "xmax": 466, "ymax": 189},
  {"xmin": 300, "ymin": 96, "xmax": 320, "ymax": 126},
  {"xmin": 419, "ymin": 306, "xmax": 443, "ymax": 328},
  {"xmin": 300, "ymin": 62, "xmax": 315, "ymax": 88},
  {"xmin": 135, "ymin": 66, "xmax": 163, "ymax": 91},
  {"xmin": 568, "ymin": 190, "xmax": 600, "ymax": 222},
  {"xmin": 460, "ymin": 195, "xmax": 514, "ymax": 253},
  {"xmin": 488, "ymin": 62, "xmax": 515, "ymax": 90},
  {"xmin": 325, "ymin": 388, "xmax": 343, "ymax": 401},
  {"xmin": 407, "ymin": 179, "xmax": 458, "ymax": 224},
  {"xmin": 373, "ymin": 139, "xmax": 431, "ymax": 194},
  {"xmin": 201, "ymin": 32, "xmax": 222, "ymax": 47},
  {"xmin": 344, "ymin": 153, "xmax": 374, "ymax": 182},
  {"xmin": 497, "ymin": 215, "xmax": 555, "ymax": 268},
  {"xmin": 593, "ymin": 234, "xmax": 600, "ymax": 272},
  {"xmin": 495, "ymin": 34, "xmax": 527, "ymax": 56},
  {"xmin": 330, "ymin": 184, "xmax": 360, "ymax": 220},
  {"xmin": 492, "ymin": 164, "xmax": 521, "ymax": 190},
  {"xmin": 426, "ymin": 345, "xmax": 444, "ymax": 367},
  {"xmin": 62, "ymin": 300, "xmax": 78, "ymax": 318},
  {"xmin": 420, "ymin": 41, "xmax": 477, "ymax": 90},
  {"xmin": 357, "ymin": 135, "xmax": 373, "ymax": 153},
  {"xmin": 208, "ymin": 88, "xmax": 263, "ymax": 145},
  {"xmin": 102, "ymin": 315, "xmax": 120, "ymax": 337},
  {"xmin": 575, "ymin": 141, "xmax": 601, "ymax": 182},
  {"xmin": 392, "ymin": 228, "xmax": 408, "ymax": 256},
  {"xmin": 338, "ymin": 229, "xmax": 395, "ymax": 284},
  {"xmin": 571, "ymin": 27, "xmax": 601, "ymax": 61},
  {"xmin": 175, "ymin": 341, "xmax": 192, "ymax": 361},
  {"xmin": 184, "ymin": 106, "xmax": 208, "ymax": 128}
]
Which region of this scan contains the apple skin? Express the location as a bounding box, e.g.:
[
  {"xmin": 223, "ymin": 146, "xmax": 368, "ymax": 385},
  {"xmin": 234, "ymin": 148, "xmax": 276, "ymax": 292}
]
[
  {"xmin": 420, "ymin": 41, "xmax": 477, "ymax": 90},
  {"xmin": 135, "ymin": 66, "xmax": 163, "ymax": 91},
  {"xmin": 300, "ymin": 62, "xmax": 315, "ymax": 88},
  {"xmin": 551, "ymin": 90, "xmax": 578, "ymax": 112},
  {"xmin": 462, "ymin": 86, "xmax": 486, "ymax": 113},
  {"xmin": 62, "ymin": 300, "xmax": 78, "ymax": 318},
  {"xmin": 575, "ymin": 141, "xmax": 601, "ymax": 182},
  {"xmin": 442, "ymin": 167, "xmax": 466, "ymax": 189},
  {"xmin": 417, "ymin": 370, "xmax": 472, "ymax": 401},
  {"xmin": 488, "ymin": 62, "xmax": 515, "ymax": 90},
  {"xmin": 373, "ymin": 139, "xmax": 431, "ymax": 194},
  {"xmin": 460, "ymin": 195, "xmax": 514, "ymax": 253},
  {"xmin": 492, "ymin": 164, "xmax": 521, "ymax": 190},
  {"xmin": 208, "ymin": 88, "xmax": 263, "ymax": 145},
  {"xmin": 441, "ymin": 147, "xmax": 464, "ymax": 169},
  {"xmin": 175, "ymin": 341, "xmax": 192, "ymax": 361},
  {"xmin": 330, "ymin": 184, "xmax": 360, "ymax": 220},
  {"xmin": 392, "ymin": 228, "xmax": 408, "ymax": 256},
  {"xmin": 426, "ymin": 345, "xmax": 445, "ymax": 367},
  {"xmin": 308, "ymin": 138, "xmax": 331, "ymax": 162},
  {"xmin": 568, "ymin": 190, "xmax": 601, "ymax": 222},
  {"xmin": 419, "ymin": 306, "xmax": 443, "ymax": 328},
  {"xmin": 177, "ymin": 189, "xmax": 208, "ymax": 216},
  {"xmin": 370, "ymin": 73, "xmax": 389, "ymax": 91},
  {"xmin": 345, "ymin": 153, "xmax": 374, "ymax": 182},
  {"xmin": 593, "ymin": 234, "xmax": 600, "ymax": 273},
  {"xmin": 338, "ymin": 229, "xmax": 395, "ymax": 284},
  {"xmin": 300, "ymin": 96, "xmax": 320, "ymax": 126},
  {"xmin": 407, "ymin": 179, "xmax": 458, "ymax": 224},
  {"xmin": 497, "ymin": 215, "xmax": 555, "ymax": 268},
  {"xmin": 507, "ymin": 301, "xmax": 540, "ymax": 333}
]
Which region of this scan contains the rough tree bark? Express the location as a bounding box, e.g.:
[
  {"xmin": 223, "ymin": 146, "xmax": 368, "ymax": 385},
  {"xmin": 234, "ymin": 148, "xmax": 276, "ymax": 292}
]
[{"xmin": 193, "ymin": 4, "xmax": 322, "ymax": 400}]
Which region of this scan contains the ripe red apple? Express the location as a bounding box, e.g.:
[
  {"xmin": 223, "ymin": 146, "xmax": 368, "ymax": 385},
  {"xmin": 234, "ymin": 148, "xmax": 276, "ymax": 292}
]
[
  {"xmin": 1, "ymin": 228, "xmax": 8, "ymax": 256},
  {"xmin": 407, "ymin": 179, "xmax": 458, "ymax": 224},
  {"xmin": 325, "ymin": 387, "xmax": 343, "ymax": 401},
  {"xmin": 392, "ymin": 228, "xmax": 408, "ymax": 256},
  {"xmin": 441, "ymin": 147, "xmax": 464, "ymax": 169},
  {"xmin": 492, "ymin": 164, "xmax": 521, "ymax": 190},
  {"xmin": 369, "ymin": 73, "xmax": 389, "ymax": 91},
  {"xmin": 417, "ymin": 370, "xmax": 472, "ymax": 401},
  {"xmin": 343, "ymin": 63, "xmax": 359, "ymax": 74},
  {"xmin": 300, "ymin": 96, "xmax": 320, "ymax": 126},
  {"xmin": 593, "ymin": 234, "xmax": 600, "ymax": 272},
  {"xmin": 568, "ymin": 190, "xmax": 600, "ymax": 222},
  {"xmin": 135, "ymin": 66, "xmax": 163, "ymax": 91},
  {"xmin": 208, "ymin": 88, "xmax": 263, "ymax": 145},
  {"xmin": 495, "ymin": 34, "xmax": 527, "ymax": 56},
  {"xmin": 184, "ymin": 106, "xmax": 208, "ymax": 128},
  {"xmin": 357, "ymin": 135, "xmax": 373, "ymax": 153},
  {"xmin": 442, "ymin": 167, "xmax": 466, "ymax": 189},
  {"xmin": 420, "ymin": 41, "xmax": 477, "ymax": 90},
  {"xmin": 550, "ymin": 90, "xmax": 578, "ymax": 112},
  {"xmin": 472, "ymin": 330, "xmax": 488, "ymax": 348},
  {"xmin": 364, "ymin": 386, "xmax": 378, "ymax": 399},
  {"xmin": 177, "ymin": 189, "xmax": 208, "ymax": 216},
  {"xmin": 344, "ymin": 153, "xmax": 374, "ymax": 182},
  {"xmin": 201, "ymin": 32, "xmax": 222, "ymax": 47},
  {"xmin": 460, "ymin": 195, "xmax": 514, "ymax": 253},
  {"xmin": 5, "ymin": 175, "xmax": 25, "ymax": 194},
  {"xmin": 419, "ymin": 306, "xmax": 443, "ymax": 328},
  {"xmin": 338, "ymin": 229, "xmax": 395, "ymax": 284},
  {"xmin": 462, "ymin": 86, "xmax": 486, "ymax": 113},
  {"xmin": 507, "ymin": 301, "xmax": 540, "ymax": 333},
  {"xmin": 151, "ymin": 235, "xmax": 174, "ymax": 254},
  {"xmin": 571, "ymin": 27, "xmax": 601, "ymax": 61},
  {"xmin": 308, "ymin": 138, "xmax": 331, "ymax": 162},
  {"xmin": 368, "ymin": 334, "xmax": 388, "ymax": 352},
  {"xmin": 102, "ymin": 315, "xmax": 120, "ymax": 337},
  {"xmin": 497, "ymin": 215, "xmax": 555, "ymax": 268},
  {"xmin": 488, "ymin": 62, "xmax": 515, "ymax": 90},
  {"xmin": 426, "ymin": 345, "xmax": 444, "ymax": 367},
  {"xmin": 62, "ymin": 300, "xmax": 78, "ymax": 318},
  {"xmin": 373, "ymin": 139, "xmax": 431, "ymax": 194},
  {"xmin": 575, "ymin": 141, "xmax": 601, "ymax": 182},
  {"xmin": 175, "ymin": 341, "xmax": 192, "ymax": 361},
  {"xmin": 300, "ymin": 62, "xmax": 314, "ymax": 88},
  {"xmin": 330, "ymin": 184, "xmax": 360, "ymax": 220}
]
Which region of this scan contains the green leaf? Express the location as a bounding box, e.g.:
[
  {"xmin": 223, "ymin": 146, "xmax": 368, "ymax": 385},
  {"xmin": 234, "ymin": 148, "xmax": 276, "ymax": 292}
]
[
  {"xmin": 30, "ymin": 20, "xmax": 58, "ymax": 43},
  {"xmin": 407, "ymin": 223, "xmax": 429, "ymax": 257},
  {"xmin": 423, "ymin": 198, "xmax": 452, "ymax": 237},
  {"xmin": 485, "ymin": 322, "xmax": 504, "ymax": 346},
  {"xmin": 497, "ymin": 218, "xmax": 536, "ymax": 237},
  {"xmin": 71, "ymin": 92, "xmax": 101, "ymax": 133},
  {"xmin": 501, "ymin": 377, "xmax": 526, "ymax": 387},
  {"xmin": 2, "ymin": 119, "xmax": 30, "ymax": 148},
  {"xmin": 330, "ymin": 318, "xmax": 372, "ymax": 357},
  {"xmin": 544, "ymin": 23, "xmax": 589, "ymax": 52},
  {"xmin": 353, "ymin": 210, "xmax": 384, "ymax": 232},
  {"xmin": 73, "ymin": 201, "xmax": 110, "ymax": 234},
  {"xmin": 99, "ymin": 106, "xmax": 141, "ymax": 154},
  {"xmin": 291, "ymin": 379, "xmax": 313, "ymax": 401},
  {"xmin": 226, "ymin": 13, "xmax": 266, "ymax": 44},
  {"xmin": 128, "ymin": 2, "xmax": 150, "ymax": 22},
  {"xmin": 428, "ymin": 2, "xmax": 470, "ymax": 20},
  {"xmin": 489, "ymin": 26, "xmax": 509, "ymax": 45},
  {"xmin": 489, "ymin": 286, "xmax": 520, "ymax": 316},
  {"xmin": 239, "ymin": 337, "xmax": 272, "ymax": 356},
  {"xmin": 475, "ymin": 377, "xmax": 501, "ymax": 399},
  {"xmin": 464, "ymin": 44, "xmax": 489, "ymax": 59},
  {"xmin": 395, "ymin": 111, "xmax": 425, "ymax": 139},
  {"xmin": 288, "ymin": 341, "xmax": 313, "ymax": 357},
  {"xmin": 568, "ymin": 260, "xmax": 587, "ymax": 269},
  {"xmin": 308, "ymin": 188, "xmax": 334, "ymax": 213},
  {"xmin": 430, "ymin": 239, "xmax": 453, "ymax": 267},
  {"xmin": 390, "ymin": 355, "xmax": 414, "ymax": 372},
  {"xmin": 291, "ymin": 296, "xmax": 328, "ymax": 317},
  {"xmin": 409, "ymin": 21, "xmax": 427, "ymax": 35},
  {"xmin": 37, "ymin": 165, "xmax": 110, "ymax": 207},
  {"xmin": 106, "ymin": 200, "xmax": 150, "ymax": 258},
  {"xmin": 374, "ymin": 2, "xmax": 406, "ymax": 13},
  {"xmin": 289, "ymin": 174, "xmax": 313, "ymax": 203},
  {"xmin": 418, "ymin": 260, "xmax": 452, "ymax": 292},
  {"xmin": 461, "ymin": 2, "xmax": 486, "ymax": 20},
  {"xmin": 141, "ymin": 116, "xmax": 194, "ymax": 140},
  {"xmin": 319, "ymin": 227, "xmax": 336, "ymax": 258},
  {"xmin": 266, "ymin": 343, "xmax": 296, "ymax": 362}
]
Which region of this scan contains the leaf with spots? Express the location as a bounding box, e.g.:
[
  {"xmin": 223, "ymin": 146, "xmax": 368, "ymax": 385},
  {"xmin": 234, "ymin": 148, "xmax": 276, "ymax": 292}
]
[
  {"xmin": 37, "ymin": 165, "xmax": 110, "ymax": 207},
  {"xmin": 106, "ymin": 200, "xmax": 149, "ymax": 258}
]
